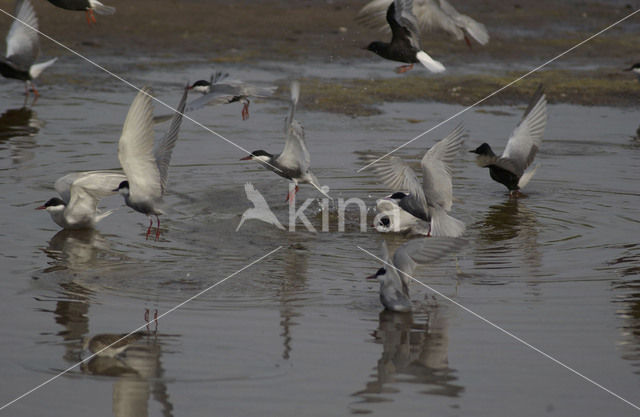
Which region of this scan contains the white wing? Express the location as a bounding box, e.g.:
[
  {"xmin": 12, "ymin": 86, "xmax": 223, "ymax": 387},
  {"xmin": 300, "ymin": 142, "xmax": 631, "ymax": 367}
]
[
  {"xmin": 502, "ymin": 85, "xmax": 546, "ymax": 176},
  {"xmin": 276, "ymin": 82, "xmax": 308, "ymax": 170},
  {"xmin": 371, "ymin": 156, "xmax": 426, "ymax": 207},
  {"xmin": 397, "ymin": 236, "xmax": 466, "ymax": 269},
  {"xmin": 65, "ymin": 171, "xmax": 127, "ymax": 224},
  {"xmin": 118, "ymin": 87, "xmax": 162, "ymax": 201},
  {"xmin": 437, "ymin": 0, "xmax": 489, "ymax": 44},
  {"xmin": 6, "ymin": 0, "xmax": 39, "ymax": 70},
  {"xmin": 154, "ymin": 86, "xmax": 188, "ymax": 194},
  {"xmin": 421, "ymin": 124, "xmax": 464, "ymax": 212}
]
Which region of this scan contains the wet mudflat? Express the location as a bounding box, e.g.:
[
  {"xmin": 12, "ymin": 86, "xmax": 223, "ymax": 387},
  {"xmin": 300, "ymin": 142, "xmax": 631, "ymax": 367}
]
[{"xmin": 1, "ymin": 0, "xmax": 640, "ymax": 416}]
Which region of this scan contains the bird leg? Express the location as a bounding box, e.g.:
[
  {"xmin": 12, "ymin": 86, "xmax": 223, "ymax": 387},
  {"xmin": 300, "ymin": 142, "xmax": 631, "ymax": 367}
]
[
  {"xmin": 145, "ymin": 217, "xmax": 153, "ymax": 240},
  {"xmin": 395, "ymin": 64, "xmax": 414, "ymax": 74},
  {"xmin": 464, "ymin": 33, "xmax": 472, "ymax": 49},
  {"xmin": 86, "ymin": 9, "xmax": 97, "ymax": 26},
  {"xmin": 285, "ymin": 185, "xmax": 299, "ymax": 203},
  {"xmin": 241, "ymin": 101, "xmax": 250, "ymax": 121},
  {"xmin": 155, "ymin": 215, "xmax": 161, "ymax": 241},
  {"xmin": 509, "ymin": 190, "xmax": 523, "ymax": 199}
]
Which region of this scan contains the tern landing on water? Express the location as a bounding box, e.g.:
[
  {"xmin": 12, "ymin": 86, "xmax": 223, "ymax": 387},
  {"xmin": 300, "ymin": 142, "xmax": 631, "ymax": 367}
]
[
  {"xmin": 370, "ymin": 124, "xmax": 466, "ymax": 237},
  {"xmin": 186, "ymin": 72, "xmax": 277, "ymax": 121},
  {"xmin": 240, "ymin": 81, "xmax": 331, "ymax": 202},
  {"xmin": 366, "ymin": 238, "xmax": 466, "ymax": 313},
  {"xmin": 44, "ymin": 0, "xmax": 115, "ymax": 25},
  {"xmin": 0, "ymin": 0, "xmax": 57, "ymax": 101},
  {"xmin": 114, "ymin": 86, "xmax": 188, "ymax": 240},
  {"xmin": 374, "ymin": 192, "xmax": 430, "ymax": 235},
  {"xmin": 357, "ymin": 0, "xmax": 489, "ymax": 48},
  {"xmin": 364, "ymin": 0, "xmax": 445, "ymax": 73},
  {"xmin": 37, "ymin": 170, "xmax": 126, "ymax": 229},
  {"xmin": 470, "ymin": 85, "xmax": 547, "ymax": 197}
]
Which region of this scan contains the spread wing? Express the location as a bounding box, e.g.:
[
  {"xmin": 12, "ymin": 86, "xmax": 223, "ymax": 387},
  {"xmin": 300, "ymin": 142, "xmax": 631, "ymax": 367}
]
[
  {"xmin": 438, "ymin": 0, "xmax": 489, "ymax": 45},
  {"xmin": 501, "ymin": 85, "xmax": 546, "ymax": 176},
  {"xmin": 421, "ymin": 124, "xmax": 464, "ymax": 211},
  {"xmin": 399, "ymin": 236, "xmax": 466, "ymax": 268},
  {"xmin": 185, "ymin": 79, "xmax": 275, "ymax": 113},
  {"xmin": 371, "ymin": 155, "xmax": 426, "ymax": 208},
  {"xmin": 6, "ymin": 0, "xmax": 39, "ymax": 70},
  {"xmin": 154, "ymin": 85, "xmax": 188, "ymax": 194},
  {"xmin": 276, "ymin": 82, "xmax": 309, "ymax": 171},
  {"xmin": 118, "ymin": 87, "xmax": 162, "ymax": 201},
  {"xmin": 65, "ymin": 171, "xmax": 127, "ymax": 222},
  {"xmin": 390, "ymin": 0, "xmax": 422, "ymax": 50}
]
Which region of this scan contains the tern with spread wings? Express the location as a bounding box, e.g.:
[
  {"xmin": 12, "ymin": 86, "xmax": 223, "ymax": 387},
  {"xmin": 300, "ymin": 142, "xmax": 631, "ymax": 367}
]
[
  {"xmin": 240, "ymin": 82, "xmax": 331, "ymax": 202},
  {"xmin": 37, "ymin": 170, "xmax": 126, "ymax": 229},
  {"xmin": 470, "ymin": 85, "xmax": 547, "ymax": 197},
  {"xmin": 44, "ymin": 0, "xmax": 115, "ymax": 25},
  {"xmin": 370, "ymin": 124, "xmax": 465, "ymax": 237},
  {"xmin": 0, "ymin": 0, "xmax": 57, "ymax": 101},
  {"xmin": 114, "ymin": 86, "xmax": 188, "ymax": 240},
  {"xmin": 366, "ymin": 238, "xmax": 465, "ymax": 312},
  {"xmin": 364, "ymin": 0, "xmax": 445, "ymax": 73}
]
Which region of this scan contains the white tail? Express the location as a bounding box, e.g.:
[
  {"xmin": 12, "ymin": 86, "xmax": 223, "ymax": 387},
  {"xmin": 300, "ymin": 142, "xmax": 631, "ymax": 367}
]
[
  {"xmin": 430, "ymin": 207, "xmax": 465, "ymax": 237},
  {"xmin": 89, "ymin": 0, "xmax": 116, "ymax": 15},
  {"xmin": 416, "ymin": 51, "xmax": 445, "ymax": 73},
  {"xmin": 518, "ymin": 164, "xmax": 539, "ymax": 189},
  {"xmin": 29, "ymin": 57, "xmax": 57, "ymax": 79}
]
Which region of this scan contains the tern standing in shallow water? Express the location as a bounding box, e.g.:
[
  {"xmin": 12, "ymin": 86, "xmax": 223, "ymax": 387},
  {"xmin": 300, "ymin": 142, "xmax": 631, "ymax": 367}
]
[
  {"xmin": 370, "ymin": 124, "xmax": 466, "ymax": 237},
  {"xmin": 37, "ymin": 170, "xmax": 126, "ymax": 229},
  {"xmin": 470, "ymin": 85, "xmax": 547, "ymax": 197},
  {"xmin": 0, "ymin": 0, "xmax": 57, "ymax": 101},
  {"xmin": 240, "ymin": 82, "xmax": 331, "ymax": 202},
  {"xmin": 114, "ymin": 86, "xmax": 188, "ymax": 240},
  {"xmin": 364, "ymin": 0, "xmax": 445, "ymax": 73},
  {"xmin": 366, "ymin": 238, "xmax": 465, "ymax": 312}
]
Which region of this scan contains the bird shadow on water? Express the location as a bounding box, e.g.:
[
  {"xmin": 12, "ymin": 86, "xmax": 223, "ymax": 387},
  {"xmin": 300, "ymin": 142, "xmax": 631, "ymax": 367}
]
[{"xmin": 349, "ymin": 306, "xmax": 463, "ymax": 413}]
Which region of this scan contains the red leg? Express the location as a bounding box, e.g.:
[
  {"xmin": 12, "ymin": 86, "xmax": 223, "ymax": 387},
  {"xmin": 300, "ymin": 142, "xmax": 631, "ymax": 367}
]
[
  {"xmin": 241, "ymin": 102, "xmax": 249, "ymax": 120},
  {"xmin": 395, "ymin": 64, "xmax": 414, "ymax": 74},
  {"xmin": 86, "ymin": 9, "xmax": 96, "ymax": 26},
  {"xmin": 145, "ymin": 217, "xmax": 153, "ymax": 239},
  {"xmin": 31, "ymin": 83, "xmax": 39, "ymax": 105},
  {"xmin": 155, "ymin": 215, "xmax": 161, "ymax": 241},
  {"xmin": 464, "ymin": 33, "xmax": 472, "ymax": 49},
  {"xmin": 153, "ymin": 309, "xmax": 158, "ymax": 331}
]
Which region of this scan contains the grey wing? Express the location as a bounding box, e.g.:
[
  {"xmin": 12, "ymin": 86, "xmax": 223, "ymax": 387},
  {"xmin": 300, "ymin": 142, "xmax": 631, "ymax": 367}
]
[
  {"xmin": 356, "ymin": 0, "xmax": 394, "ymax": 31},
  {"xmin": 184, "ymin": 92, "xmax": 231, "ymax": 113},
  {"xmin": 6, "ymin": 0, "xmax": 39, "ymax": 69},
  {"xmin": 371, "ymin": 155, "xmax": 427, "ymax": 207},
  {"xmin": 277, "ymin": 82, "xmax": 307, "ymax": 170},
  {"xmin": 393, "ymin": 0, "xmax": 422, "ymax": 50},
  {"xmin": 401, "ymin": 236, "xmax": 467, "ymax": 265},
  {"xmin": 65, "ymin": 171, "xmax": 127, "ymax": 221},
  {"xmin": 421, "ymin": 124, "xmax": 464, "ymax": 211},
  {"xmin": 502, "ymin": 85, "xmax": 546, "ymax": 176},
  {"xmin": 118, "ymin": 87, "xmax": 162, "ymax": 200},
  {"xmin": 154, "ymin": 86, "xmax": 188, "ymax": 194},
  {"xmin": 437, "ymin": 0, "xmax": 489, "ymax": 44},
  {"xmin": 414, "ymin": 0, "xmax": 463, "ymax": 39},
  {"xmin": 55, "ymin": 172, "xmax": 85, "ymax": 203}
]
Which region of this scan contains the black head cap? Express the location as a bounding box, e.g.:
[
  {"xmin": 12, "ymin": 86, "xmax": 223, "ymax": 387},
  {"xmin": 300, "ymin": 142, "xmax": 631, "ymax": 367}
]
[
  {"xmin": 114, "ymin": 180, "xmax": 129, "ymax": 191},
  {"xmin": 190, "ymin": 79, "xmax": 211, "ymax": 88},
  {"xmin": 365, "ymin": 41, "xmax": 385, "ymax": 54},
  {"xmin": 389, "ymin": 191, "xmax": 408, "ymax": 200},
  {"xmin": 44, "ymin": 197, "xmax": 65, "ymax": 207},
  {"xmin": 470, "ymin": 143, "xmax": 494, "ymax": 156},
  {"xmin": 624, "ymin": 63, "xmax": 640, "ymax": 71},
  {"xmin": 366, "ymin": 267, "xmax": 387, "ymax": 279}
]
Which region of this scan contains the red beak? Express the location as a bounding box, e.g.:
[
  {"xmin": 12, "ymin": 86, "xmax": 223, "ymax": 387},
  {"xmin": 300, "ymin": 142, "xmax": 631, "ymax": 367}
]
[
  {"xmin": 366, "ymin": 273, "xmax": 377, "ymax": 280},
  {"xmin": 36, "ymin": 205, "xmax": 46, "ymax": 210},
  {"xmin": 240, "ymin": 155, "xmax": 252, "ymax": 161}
]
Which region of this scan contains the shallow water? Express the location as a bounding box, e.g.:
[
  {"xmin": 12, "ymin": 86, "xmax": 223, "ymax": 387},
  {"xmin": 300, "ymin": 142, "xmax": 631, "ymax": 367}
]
[{"xmin": 1, "ymin": 53, "xmax": 640, "ymax": 417}]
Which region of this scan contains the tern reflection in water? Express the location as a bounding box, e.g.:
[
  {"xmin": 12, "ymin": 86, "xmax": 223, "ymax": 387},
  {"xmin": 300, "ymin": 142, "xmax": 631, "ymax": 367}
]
[
  {"xmin": 352, "ymin": 307, "xmax": 463, "ymax": 411},
  {"xmin": 0, "ymin": 106, "xmax": 42, "ymax": 167}
]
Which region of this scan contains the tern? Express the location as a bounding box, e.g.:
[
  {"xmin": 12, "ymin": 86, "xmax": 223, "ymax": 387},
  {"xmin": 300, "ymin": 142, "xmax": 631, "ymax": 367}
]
[
  {"xmin": 114, "ymin": 86, "xmax": 188, "ymax": 240},
  {"xmin": 0, "ymin": 0, "xmax": 57, "ymax": 101},
  {"xmin": 37, "ymin": 170, "xmax": 126, "ymax": 229},
  {"xmin": 370, "ymin": 124, "xmax": 466, "ymax": 237},
  {"xmin": 366, "ymin": 237, "xmax": 465, "ymax": 312},
  {"xmin": 364, "ymin": 0, "xmax": 445, "ymax": 73},
  {"xmin": 240, "ymin": 81, "xmax": 331, "ymax": 202},
  {"xmin": 624, "ymin": 63, "xmax": 640, "ymax": 81},
  {"xmin": 470, "ymin": 85, "xmax": 547, "ymax": 197},
  {"xmin": 44, "ymin": 0, "xmax": 115, "ymax": 25},
  {"xmin": 358, "ymin": 0, "xmax": 489, "ymax": 47},
  {"xmin": 374, "ymin": 192, "xmax": 429, "ymax": 235},
  {"xmin": 186, "ymin": 72, "xmax": 277, "ymax": 121}
]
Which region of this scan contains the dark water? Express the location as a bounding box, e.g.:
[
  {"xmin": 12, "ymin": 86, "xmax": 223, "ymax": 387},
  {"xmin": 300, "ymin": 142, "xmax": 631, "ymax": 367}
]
[{"xmin": 0, "ymin": 53, "xmax": 639, "ymax": 416}]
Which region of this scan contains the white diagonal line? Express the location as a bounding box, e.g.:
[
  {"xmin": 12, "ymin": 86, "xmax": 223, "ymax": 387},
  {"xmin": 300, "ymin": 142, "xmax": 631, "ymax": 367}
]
[
  {"xmin": 358, "ymin": 245, "xmax": 640, "ymax": 412},
  {"xmin": 358, "ymin": 8, "xmax": 640, "ymax": 173},
  {"xmin": 0, "ymin": 7, "xmax": 283, "ymax": 174},
  {"xmin": 0, "ymin": 246, "xmax": 283, "ymax": 412}
]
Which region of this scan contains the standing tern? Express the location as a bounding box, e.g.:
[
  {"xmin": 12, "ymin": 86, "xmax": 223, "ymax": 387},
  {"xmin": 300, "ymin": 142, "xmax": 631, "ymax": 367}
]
[
  {"xmin": 114, "ymin": 86, "xmax": 188, "ymax": 240},
  {"xmin": 240, "ymin": 81, "xmax": 331, "ymax": 202},
  {"xmin": 358, "ymin": 0, "xmax": 489, "ymax": 47},
  {"xmin": 366, "ymin": 238, "xmax": 465, "ymax": 312},
  {"xmin": 37, "ymin": 170, "xmax": 126, "ymax": 229},
  {"xmin": 364, "ymin": 0, "xmax": 445, "ymax": 73},
  {"xmin": 370, "ymin": 124, "xmax": 466, "ymax": 237},
  {"xmin": 0, "ymin": 0, "xmax": 57, "ymax": 101},
  {"xmin": 186, "ymin": 72, "xmax": 276, "ymax": 121},
  {"xmin": 624, "ymin": 63, "xmax": 640, "ymax": 81},
  {"xmin": 45, "ymin": 0, "xmax": 115, "ymax": 25},
  {"xmin": 470, "ymin": 85, "xmax": 547, "ymax": 197}
]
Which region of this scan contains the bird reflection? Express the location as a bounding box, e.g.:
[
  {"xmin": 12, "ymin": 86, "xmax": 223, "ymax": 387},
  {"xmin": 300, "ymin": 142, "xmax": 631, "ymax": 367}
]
[
  {"xmin": 474, "ymin": 198, "xmax": 541, "ymax": 274},
  {"xmin": 0, "ymin": 106, "xmax": 42, "ymax": 167},
  {"xmin": 277, "ymin": 243, "xmax": 308, "ymax": 360},
  {"xmin": 353, "ymin": 307, "xmax": 463, "ymax": 408},
  {"xmin": 41, "ymin": 229, "xmax": 126, "ymax": 273},
  {"xmin": 81, "ymin": 331, "xmax": 174, "ymax": 417}
]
